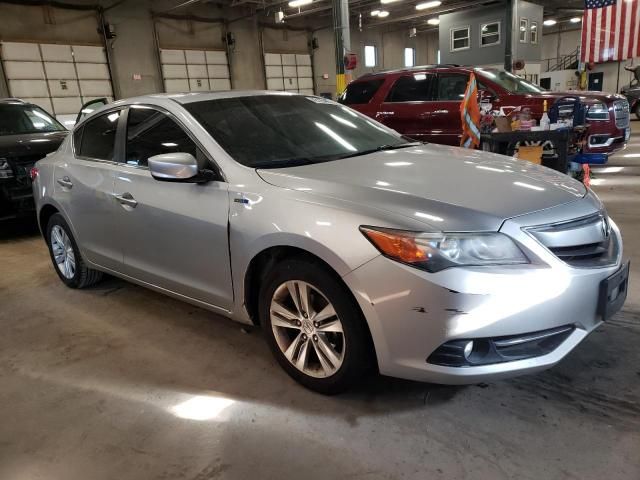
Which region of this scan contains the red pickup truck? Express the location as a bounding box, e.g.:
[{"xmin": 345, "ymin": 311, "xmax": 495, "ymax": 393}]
[{"xmin": 339, "ymin": 65, "xmax": 630, "ymax": 156}]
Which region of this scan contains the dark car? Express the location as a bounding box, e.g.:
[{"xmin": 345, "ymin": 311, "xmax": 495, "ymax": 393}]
[
  {"xmin": 339, "ymin": 65, "xmax": 630, "ymax": 156},
  {"xmin": 0, "ymin": 99, "xmax": 68, "ymax": 219}
]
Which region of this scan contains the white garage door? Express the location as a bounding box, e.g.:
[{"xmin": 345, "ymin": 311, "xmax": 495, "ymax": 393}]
[
  {"xmin": 264, "ymin": 53, "xmax": 314, "ymax": 95},
  {"xmin": 160, "ymin": 48, "xmax": 230, "ymax": 93},
  {"xmin": 0, "ymin": 41, "xmax": 113, "ymax": 126}
]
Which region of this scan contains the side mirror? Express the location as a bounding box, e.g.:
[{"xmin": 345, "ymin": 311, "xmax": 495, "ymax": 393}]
[
  {"xmin": 479, "ymin": 89, "xmax": 496, "ymax": 102},
  {"xmin": 148, "ymin": 152, "xmax": 202, "ymax": 182}
]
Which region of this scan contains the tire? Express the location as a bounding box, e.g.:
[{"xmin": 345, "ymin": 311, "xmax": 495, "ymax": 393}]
[
  {"xmin": 259, "ymin": 258, "xmax": 373, "ymax": 394},
  {"xmin": 46, "ymin": 213, "xmax": 103, "ymax": 289}
]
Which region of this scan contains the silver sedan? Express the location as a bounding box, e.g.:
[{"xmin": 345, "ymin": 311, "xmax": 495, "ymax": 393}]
[{"xmin": 32, "ymin": 91, "xmax": 629, "ymax": 393}]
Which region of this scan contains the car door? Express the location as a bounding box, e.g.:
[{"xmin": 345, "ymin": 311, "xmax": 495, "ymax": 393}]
[
  {"xmin": 431, "ymin": 72, "xmax": 471, "ymax": 146},
  {"xmin": 113, "ymin": 105, "xmax": 233, "ymax": 311},
  {"xmin": 374, "ymin": 73, "xmax": 436, "ymax": 141},
  {"xmin": 54, "ymin": 108, "xmax": 124, "ymax": 270}
]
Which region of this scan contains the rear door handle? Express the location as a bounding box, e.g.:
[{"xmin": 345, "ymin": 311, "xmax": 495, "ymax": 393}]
[
  {"xmin": 57, "ymin": 176, "xmax": 72, "ymax": 188},
  {"xmin": 114, "ymin": 192, "xmax": 138, "ymax": 208}
]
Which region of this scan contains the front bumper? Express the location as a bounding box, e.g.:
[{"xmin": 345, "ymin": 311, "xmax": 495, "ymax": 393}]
[{"xmin": 343, "ymin": 203, "xmax": 625, "ymax": 384}]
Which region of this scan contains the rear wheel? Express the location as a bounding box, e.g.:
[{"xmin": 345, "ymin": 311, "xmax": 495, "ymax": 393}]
[
  {"xmin": 46, "ymin": 213, "xmax": 103, "ymax": 288},
  {"xmin": 259, "ymin": 258, "xmax": 372, "ymax": 394}
]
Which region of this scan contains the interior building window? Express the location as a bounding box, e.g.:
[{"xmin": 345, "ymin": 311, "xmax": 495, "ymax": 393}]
[
  {"xmin": 450, "ymin": 26, "xmax": 471, "ymax": 52},
  {"xmin": 404, "ymin": 47, "xmax": 416, "ymax": 67},
  {"xmin": 520, "ymin": 18, "xmax": 528, "ymax": 43},
  {"xmin": 480, "ymin": 21, "xmax": 501, "ymax": 47},
  {"xmin": 364, "ymin": 45, "xmax": 377, "ymax": 67},
  {"xmin": 530, "ymin": 21, "xmax": 538, "ymax": 44}
]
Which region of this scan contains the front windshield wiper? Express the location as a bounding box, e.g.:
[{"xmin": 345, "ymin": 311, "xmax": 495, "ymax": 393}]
[{"xmin": 337, "ymin": 141, "xmax": 424, "ymax": 160}]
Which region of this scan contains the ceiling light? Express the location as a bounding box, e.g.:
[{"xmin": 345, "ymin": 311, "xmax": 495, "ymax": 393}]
[
  {"xmin": 380, "ymin": 0, "xmax": 400, "ymax": 3},
  {"xmin": 570, "ymin": 17, "xmax": 582, "ymax": 23},
  {"xmin": 288, "ymin": 0, "xmax": 312, "ymax": 7},
  {"xmin": 377, "ymin": 10, "xmax": 390, "ymax": 17},
  {"xmin": 543, "ymin": 19, "xmax": 557, "ymax": 26},
  {"xmin": 416, "ymin": 1, "xmax": 442, "ymax": 10},
  {"xmin": 427, "ymin": 17, "xmax": 440, "ymax": 25},
  {"xmin": 371, "ymin": 9, "xmax": 380, "ymax": 16}
]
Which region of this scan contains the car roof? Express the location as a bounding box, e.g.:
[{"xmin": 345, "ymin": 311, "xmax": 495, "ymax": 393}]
[
  {"xmin": 357, "ymin": 64, "xmax": 474, "ymax": 80},
  {"xmin": 114, "ymin": 90, "xmax": 305, "ymax": 106}
]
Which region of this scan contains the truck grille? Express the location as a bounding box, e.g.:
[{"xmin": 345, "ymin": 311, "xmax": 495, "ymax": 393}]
[
  {"xmin": 614, "ymin": 100, "xmax": 630, "ymax": 129},
  {"xmin": 525, "ymin": 213, "xmax": 619, "ymax": 267}
]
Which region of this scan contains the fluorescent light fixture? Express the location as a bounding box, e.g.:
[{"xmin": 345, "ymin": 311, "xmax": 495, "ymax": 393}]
[
  {"xmin": 543, "ymin": 19, "xmax": 557, "ymax": 26},
  {"xmin": 377, "ymin": 10, "xmax": 389, "ymax": 17},
  {"xmin": 380, "ymin": 0, "xmax": 399, "ymax": 3},
  {"xmin": 371, "ymin": 9, "xmax": 380, "ymax": 16},
  {"xmin": 288, "ymin": 0, "xmax": 312, "ymax": 7},
  {"xmin": 427, "ymin": 17, "xmax": 440, "ymax": 25},
  {"xmin": 162, "ymin": 142, "xmax": 178, "ymax": 147},
  {"xmin": 416, "ymin": 1, "xmax": 441, "ymax": 10},
  {"xmin": 570, "ymin": 17, "xmax": 582, "ymax": 23}
]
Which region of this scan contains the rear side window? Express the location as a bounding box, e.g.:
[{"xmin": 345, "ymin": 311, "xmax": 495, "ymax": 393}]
[
  {"xmin": 125, "ymin": 107, "xmax": 198, "ymax": 167},
  {"xmin": 339, "ymin": 79, "xmax": 384, "ymax": 104},
  {"xmin": 78, "ymin": 110, "xmax": 121, "ymax": 160},
  {"xmin": 386, "ymin": 74, "xmax": 434, "ymax": 102},
  {"xmin": 436, "ymin": 73, "xmax": 470, "ymax": 101}
]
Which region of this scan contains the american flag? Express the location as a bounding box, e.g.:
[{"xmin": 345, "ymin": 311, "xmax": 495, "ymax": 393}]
[{"xmin": 581, "ymin": 0, "xmax": 640, "ymax": 63}]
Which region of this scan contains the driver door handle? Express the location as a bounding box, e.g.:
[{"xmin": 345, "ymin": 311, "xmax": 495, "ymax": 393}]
[
  {"xmin": 114, "ymin": 192, "xmax": 138, "ymax": 208},
  {"xmin": 57, "ymin": 176, "xmax": 72, "ymax": 188}
]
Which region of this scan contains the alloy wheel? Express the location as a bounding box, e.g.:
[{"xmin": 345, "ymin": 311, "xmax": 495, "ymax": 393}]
[
  {"xmin": 50, "ymin": 225, "xmax": 76, "ymax": 280},
  {"xmin": 270, "ymin": 280, "xmax": 345, "ymax": 378}
]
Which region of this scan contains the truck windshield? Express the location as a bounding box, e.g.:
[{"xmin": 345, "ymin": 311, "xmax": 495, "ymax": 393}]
[
  {"xmin": 0, "ymin": 103, "xmax": 66, "ymax": 135},
  {"xmin": 475, "ymin": 68, "xmax": 547, "ymax": 94},
  {"xmin": 185, "ymin": 94, "xmax": 413, "ymax": 168}
]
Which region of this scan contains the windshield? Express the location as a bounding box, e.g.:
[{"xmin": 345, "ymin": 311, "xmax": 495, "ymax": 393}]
[
  {"xmin": 475, "ymin": 68, "xmax": 547, "ymax": 94},
  {"xmin": 184, "ymin": 94, "xmax": 411, "ymax": 168},
  {"xmin": 0, "ymin": 103, "xmax": 66, "ymax": 136}
]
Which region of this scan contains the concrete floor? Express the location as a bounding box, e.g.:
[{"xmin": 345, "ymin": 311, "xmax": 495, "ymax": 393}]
[{"xmin": 1, "ymin": 133, "xmax": 640, "ymax": 480}]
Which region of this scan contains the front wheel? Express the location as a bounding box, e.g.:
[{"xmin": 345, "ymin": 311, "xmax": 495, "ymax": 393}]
[
  {"xmin": 259, "ymin": 258, "xmax": 373, "ymax": 394},
  {"xmin": 46, "ymin": 213, "xmax": 103, "ymax": 288}
]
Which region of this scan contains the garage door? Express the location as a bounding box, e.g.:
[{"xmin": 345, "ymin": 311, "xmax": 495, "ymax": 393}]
[
  {"xmin": 0, "ymin": 41, "xmax": 113, "ymax": 126},
  {"xmin": 264, "ymin": 53, "xmax": 314, "ymax": 95},
  {"xmin": 160, "ymin": 48, "xmax": 230, "ymax": 93}
]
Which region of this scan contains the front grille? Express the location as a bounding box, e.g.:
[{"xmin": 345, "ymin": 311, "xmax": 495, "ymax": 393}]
[
  {"xmin": 614, "ymin": 100, "xmax": 630, "ymax": 129},
  {"xmin": 525, "ymin": 213, "xmax": 619, "ymax": 267}
]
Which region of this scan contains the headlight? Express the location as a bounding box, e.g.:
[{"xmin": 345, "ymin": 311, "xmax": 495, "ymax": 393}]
[
  {"xmin": 0, "ymin": 158, "xmax": 14, "ymax": 179},
  {"xmin": 587, "ymin": 103, "xmax": 609, "ymax": 120},
  {"xmin": 360, "ymin": 227, "xmax": 529, "ymax": 273}
]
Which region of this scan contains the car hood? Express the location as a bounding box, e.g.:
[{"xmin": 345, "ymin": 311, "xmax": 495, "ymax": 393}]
[
  {"xmin": 257, "ymin": 144, "xmax": 586, "ymax": 231},
  {"xmin": 534, "ymin": 91, "xmax": 625, "ymax": 105},
  {"xmin": 0, "ymin": 131, "xmax": 68, "ymax": 158}
]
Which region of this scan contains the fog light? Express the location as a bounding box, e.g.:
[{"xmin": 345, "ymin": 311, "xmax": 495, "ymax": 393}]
[{"xmin": 463, "ymin": 341, "xmax": 474, "ymax": 359}]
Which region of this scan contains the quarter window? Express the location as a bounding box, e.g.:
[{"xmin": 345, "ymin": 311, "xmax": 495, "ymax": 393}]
[
  {"xmin": 339, "ymin": 79, "xmax": 385, "ymax": 105},
  {"xmin": 436, "ymin": 73, "xmax": 470, "ymax": 101},
  {"xmin": 125, "ymin": 107, "xmax": 198, "ymax": 167},
  {"xmin": 530, "ymin": 21, "xmax": 538, "ymax": 44},
  {"xmin": 78, "ymin": 110, "xmax": 121, "ymax": 160},
  {"xmin": 386, "ymin": 74, "xmax": 433, "ymax": 102},
  {"xmin": 481, "ymin": 21, "xmax": 501, "ymax": 47},
  {"xmin": 519, "ymin": 18, "xmax": 528, "ymax": 43},
  {"xmin": 451, "ymin": 26, "xmax": 470, "ymax": 52}
]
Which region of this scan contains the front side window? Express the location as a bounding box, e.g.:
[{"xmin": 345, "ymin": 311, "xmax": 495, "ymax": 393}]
[
  {"xmin": 125, "ymin": 107, "xmax": 198, "ymax": 167},
  {"xmin": 386, "ymin": 74, "xmax": 434, "ymax": 102},
  {"xmin": 481, "ymin": 21, "xmax": 501, "ymax": 47},
  {"xmin": 519, "ymin": 18, "xmax": 528, "ymax": 43},
  {"xmin": 530, "ymin": 22, "xmax": 538, "ymax": 44},
  {"xmin": 338, "ymin": 79, "xmax": 385, "ymax": 105},
  {"xmin": 364, "ymin": 45, "xmax": 377, "ymax": 67},
  {"xmin": 451, "ymin": 26, "xmax": 470, "ymax": 52},
  {"xmin": 78, "ymin": 110, "xmax": 121, "ymax": 160},
  {"xmin": 436, "ymin": 73, "xmax": 470, "ymax": 101},
  {"xmin": 404, "ymin": 47, "xmax": 416, "ymax": 67},
  {"xmin": 185, "ymin": 95, "xmax": 408, "ymax": 168},
  {"xmin": 0, "ymin": 103, "xmax": 65, "ymax": 136}
]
